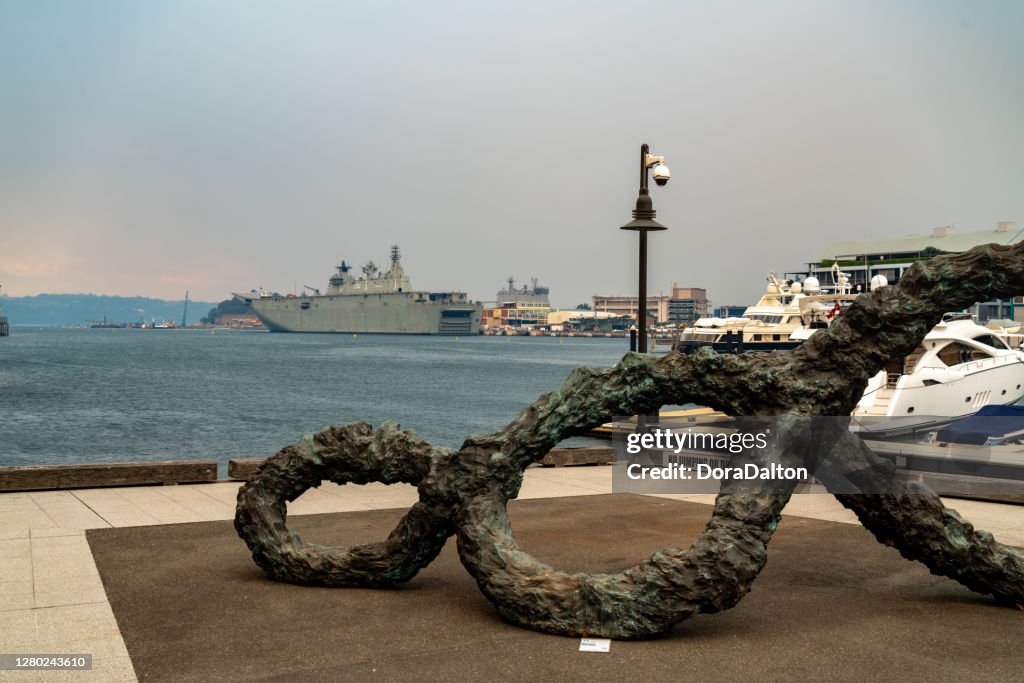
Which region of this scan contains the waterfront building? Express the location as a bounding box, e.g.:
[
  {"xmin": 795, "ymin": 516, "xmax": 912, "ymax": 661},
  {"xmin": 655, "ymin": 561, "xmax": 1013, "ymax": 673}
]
[
  {"xmin": 791, "ymin": 222, "xmax": 1023, "ymax": 322},
  {"xmin": 665, "ymin": 285, "xmax": 709, "ymax": 326},
  {"xmin": 590, "ymin": 294, "xmax": 665, "ymax": 323},
  {"xmin": 592, "ymin": 284, "xmax": 708, "ymax": 326},
  {"xmin": 213, "ymin": 312, "xmax": 265, "ymax": 328},
  {"xmin": 715, "ymin": 305, "xmax": 747, "ymax": 318},
  {"xmin": 546, "ymin": 310, "xmax": 634, "ymax": 332}
]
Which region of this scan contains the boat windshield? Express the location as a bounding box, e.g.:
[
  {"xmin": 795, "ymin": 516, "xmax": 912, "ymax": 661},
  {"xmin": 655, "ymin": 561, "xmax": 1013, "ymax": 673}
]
[
  {"xmin": 936, "ymin": 341, "xmax": 996, "ymax": 366},
  {"xmin": 971, "ymin": 333, "xmax": 1009, "ymax": 350},
  {"xmin": 746, "ymin": 314, "xmax": 783, "ymax": 324}
]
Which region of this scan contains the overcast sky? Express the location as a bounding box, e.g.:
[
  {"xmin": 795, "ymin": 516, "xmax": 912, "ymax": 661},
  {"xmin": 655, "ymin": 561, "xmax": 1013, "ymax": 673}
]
[{"xmin": 2, "ymin": 1, "xmax": 1022, "ymax": 308}]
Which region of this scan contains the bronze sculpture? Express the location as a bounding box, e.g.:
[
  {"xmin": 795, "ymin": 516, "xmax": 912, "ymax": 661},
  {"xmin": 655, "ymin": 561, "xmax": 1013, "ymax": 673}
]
[{"xmin": 235, "ymin": 243, "xmax": 1024, "ymax": 638}]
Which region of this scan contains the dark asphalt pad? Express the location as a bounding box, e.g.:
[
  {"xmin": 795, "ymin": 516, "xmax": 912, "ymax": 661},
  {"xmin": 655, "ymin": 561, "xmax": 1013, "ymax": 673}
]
[{"xmin": 87, "ymin": 494, "xmax": 1024, "ymax": 682}]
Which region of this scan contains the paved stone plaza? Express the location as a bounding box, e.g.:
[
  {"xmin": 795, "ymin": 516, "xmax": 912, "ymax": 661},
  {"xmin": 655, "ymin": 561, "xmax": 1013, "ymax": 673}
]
[{"xmin": 1, "ymin": 468, "xmax": 1022, "ymax": 681}]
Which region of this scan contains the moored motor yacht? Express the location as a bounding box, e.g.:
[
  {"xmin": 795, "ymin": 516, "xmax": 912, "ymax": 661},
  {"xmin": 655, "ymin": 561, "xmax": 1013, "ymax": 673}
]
[
  {"xmin": 676, "ymin": 266, "xmax": 1024, "ymax": 420},
  {"xmin": 674, "ymin": 267, "xmax": 862, "ymax": 354},
  {"xmin": 854, "ymin": 315, "xmax": 1024, "ymax": 418}
]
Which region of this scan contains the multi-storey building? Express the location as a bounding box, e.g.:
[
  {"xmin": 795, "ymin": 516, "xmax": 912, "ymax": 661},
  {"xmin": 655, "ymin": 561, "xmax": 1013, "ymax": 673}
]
[
  {"xmin": 790, "ymin": 222, "xmax": 1022, "ymax": 322},
  {"xmin": 592, "ymin": 283, "xmax": 708, "ymax": 326}
]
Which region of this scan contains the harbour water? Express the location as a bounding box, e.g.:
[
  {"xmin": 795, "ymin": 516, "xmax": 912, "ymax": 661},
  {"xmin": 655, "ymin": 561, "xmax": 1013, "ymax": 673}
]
[{"xmin": 0, "ymin": 328, "xmax": 632, "ymax": 474}]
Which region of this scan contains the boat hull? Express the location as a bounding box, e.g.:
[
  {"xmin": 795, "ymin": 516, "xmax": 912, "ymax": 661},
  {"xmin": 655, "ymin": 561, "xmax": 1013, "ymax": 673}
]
[
  {"xmin": 675, "ymin": 339, "xmax": 802, "ymax": 354},
  {"xmin": 856, "ymin": 361, "xmax": 1024, "ymax": 418},
  {"xmin": 241, "ymin": 292, "xmax": 482, "ymax": 335}
]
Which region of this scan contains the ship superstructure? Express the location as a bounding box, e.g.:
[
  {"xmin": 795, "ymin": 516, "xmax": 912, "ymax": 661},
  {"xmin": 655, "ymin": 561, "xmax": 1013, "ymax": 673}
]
[
  {"xmin": 496, "ymin": 276, "xmax": 550, "ymax": 305},
  {"xmin": 236, "ymin": 245, "xmax": 482, "ymax": 335},
  {"xmin": 482, "ymin": 277, "xmax": 551, "ymax": 329}
]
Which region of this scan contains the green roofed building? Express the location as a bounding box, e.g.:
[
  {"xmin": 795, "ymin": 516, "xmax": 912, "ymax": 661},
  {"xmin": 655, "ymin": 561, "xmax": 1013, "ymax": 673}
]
[{"xmin": 786, "ymin": 221, "xmax": 1022, "ymax": 322}]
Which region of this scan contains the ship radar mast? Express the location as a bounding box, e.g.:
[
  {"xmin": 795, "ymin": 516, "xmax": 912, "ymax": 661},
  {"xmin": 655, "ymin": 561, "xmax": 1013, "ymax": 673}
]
[
  {"xmin": 391, "ymin": 244, "xmax": 401, "ymax": 267},
  {"xmin": 330, "ymin": 260, "xmax": 350, "ymax": 288}
]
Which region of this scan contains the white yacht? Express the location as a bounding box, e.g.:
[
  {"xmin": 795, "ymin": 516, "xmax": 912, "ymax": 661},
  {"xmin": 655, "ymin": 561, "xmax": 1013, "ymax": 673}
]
[
  {"xmin": 855, "ymin": 315, "xmax": 1024, "ymax": 418},
  {"xmin": 675, "ymin": 267, "xmax": 861, "ymax": 354},
  {"xmin": 676, "ymin": 266, "xmax": 1024, "ymax": 419}
]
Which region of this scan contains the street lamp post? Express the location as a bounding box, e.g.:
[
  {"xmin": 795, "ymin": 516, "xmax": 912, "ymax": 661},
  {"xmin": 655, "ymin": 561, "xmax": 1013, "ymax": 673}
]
[{"xmin": 620, "ymin": 143, "xmax": 670, "ymax": 353}]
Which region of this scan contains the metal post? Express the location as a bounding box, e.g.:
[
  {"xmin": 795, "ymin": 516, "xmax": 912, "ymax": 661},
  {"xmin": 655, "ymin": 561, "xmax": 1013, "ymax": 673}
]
[
  {"xmin": 619, "ymin": 142, "xmax": 670, "ymax": 457},
  {"xmin": 620, "ymin": 142, "xmax": 668, "ymax": 355},
  {"xmin": 639, "ymin": 230, "xmax": 648, "ymax": 354}
]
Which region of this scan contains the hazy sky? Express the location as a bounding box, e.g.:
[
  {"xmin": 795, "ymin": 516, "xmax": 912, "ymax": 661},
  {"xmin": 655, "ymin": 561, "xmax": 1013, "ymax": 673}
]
[{"xmin": 2, "ymin": 1, "xmax": 1022, "ymax": 308}]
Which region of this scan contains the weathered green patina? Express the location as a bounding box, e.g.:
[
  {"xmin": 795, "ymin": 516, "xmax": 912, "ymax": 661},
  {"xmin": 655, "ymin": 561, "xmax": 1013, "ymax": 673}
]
[{"xmin": 235, "ymin": 243, "xmax": 1024, "ymax": 638}]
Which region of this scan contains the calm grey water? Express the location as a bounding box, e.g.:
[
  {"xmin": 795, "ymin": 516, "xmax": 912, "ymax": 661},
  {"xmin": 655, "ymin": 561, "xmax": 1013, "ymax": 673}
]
[{"xmin": 0, "ymin": 328, "xmax": 632, "ymax": 473}]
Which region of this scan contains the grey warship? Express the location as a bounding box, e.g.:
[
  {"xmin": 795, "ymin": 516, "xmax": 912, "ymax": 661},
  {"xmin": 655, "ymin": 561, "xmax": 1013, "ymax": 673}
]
[{"xmin": 236, "ymin": 245, "xmax": 482, "ymax": 335}]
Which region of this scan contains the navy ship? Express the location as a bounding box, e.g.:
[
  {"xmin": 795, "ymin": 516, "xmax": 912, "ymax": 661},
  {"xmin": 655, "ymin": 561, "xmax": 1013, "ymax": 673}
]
[{"xmin": 235, "ymin": 245, "xmax": 482, "ymax": 335}]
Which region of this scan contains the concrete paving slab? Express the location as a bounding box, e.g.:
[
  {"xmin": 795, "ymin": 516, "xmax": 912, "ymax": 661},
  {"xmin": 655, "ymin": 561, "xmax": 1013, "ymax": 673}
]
[
  {"xmin": 0, "ymin": 557, "xmax": 33, "ymax": 583},
  {"xmin": 184, "ymin": 482, "xmax": 243, "ymax": 507},
  {"xmin": 64, "ymin": 634, "xmax": 131, "ymax": 661},
  {"xmin": 70, "ymin": 490, "xmax": 163, "ymax": 528},
  {"xmin": 0, "ymin": 529, "xmax": 31, "ymax": 540},
  {"xmin": 32, "ymin": 555, "xmax": 100, "ymax": 582},
  {"xmin": 152, "ymin": 486, "xmax": 235, "ymax": 521},
  {"xmin": 30, "ymin": 533, "xmax": 91, "ymax": 553},
  {"xmin": 26, "ymin": 492, "xmax": 111, "ymax": 529},
  {"xmin": 517, "ymin": 484, "xmax": 608, "ymax": 500},
  {"xmin": 86, "ymin": 655, "xmax": 137, "ymax": 681},
  {"xmin": 111, "ymin": 489, "xmax": 208, "ymax": 525},
  {"xmin": 317, "ymin": 482, "xmax": 420, "ymax": 507},
  {"xmin": 30, "ymin": 527, "xmax": 98, "ymax": 538},
  {"xmin": 0, "ymin": 579, "xmax": 34, "ymax": 597},
  {"xmin": 34, "ymin": 574, "xmax": 108, "ymax": 609},
  {"xmin": 0, "ymin": 591, "xmax": 35, "ymax": 611},
  {"xmin": 0, "ymin": 538, "xmax": 32, "ymax": 559},
  {"xmin": 0, "ymin": 508, "xmax": 58, "ymax": 534},
  {"xmin": 0, "ymin": 607, "xmax": 35, "ymax": 633},
  {"xmin": 33, "ymin": 603, "xmax": 121, "ymax": 642}
]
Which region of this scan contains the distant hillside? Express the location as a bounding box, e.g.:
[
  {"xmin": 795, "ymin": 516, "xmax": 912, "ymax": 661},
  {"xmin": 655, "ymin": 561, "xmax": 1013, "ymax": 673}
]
[
  {"xmin": 201, "ymin": 298, "xmax": 252, "ymax": 324},
  {"xmin": 0, "ymin": 293, "xmax": 218, "ymax": 326}
]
